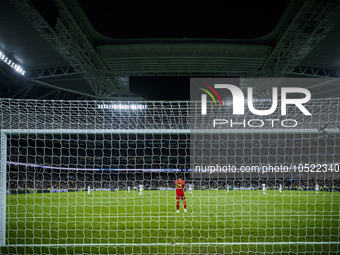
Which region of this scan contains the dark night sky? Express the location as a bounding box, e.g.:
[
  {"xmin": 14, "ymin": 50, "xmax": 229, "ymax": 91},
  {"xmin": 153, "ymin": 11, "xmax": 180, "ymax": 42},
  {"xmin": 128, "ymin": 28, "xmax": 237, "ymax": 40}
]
[
  {"xmin": 130, "ymin": 77, "xmax": 191, "ymax": 100},
  {"xmin": 79, "ymin": 0, "xmax": 290, "ymax": 40}
]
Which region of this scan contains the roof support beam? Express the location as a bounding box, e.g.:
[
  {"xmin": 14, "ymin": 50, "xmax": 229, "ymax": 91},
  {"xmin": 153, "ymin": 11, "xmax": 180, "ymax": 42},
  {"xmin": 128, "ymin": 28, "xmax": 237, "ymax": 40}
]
[
  {"xmin": 28, "ymin": 66, "xmax": 82, "ymax": 80},
  {"xmin": 261, "ymin": 0, "xmax": 340, "ymax": 78},
  {"xmin": 10, "ymin": 0, "xmax": 130, "ymax": 97},
  {"xmin": 243, "ymin": 0, "xmax": 340, "ymax": 97},
  {"xmin": 27, "ymin": 79, "xmax": 143, "ymax": 100},
  {"xmin": 285, "ymin": 66, "xmax": 340, "ymax": 78}
]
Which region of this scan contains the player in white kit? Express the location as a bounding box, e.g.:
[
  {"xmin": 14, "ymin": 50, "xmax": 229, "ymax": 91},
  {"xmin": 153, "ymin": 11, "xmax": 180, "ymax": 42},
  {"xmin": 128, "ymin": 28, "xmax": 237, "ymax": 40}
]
[
  {"xmin": 315, "ymin": 184, "xmax": 319, "ymax": 195},
  {"xmin": 88, "ymin": 185, "xmax": 91, "ymax": 196},
  {"xmin": 138, "ymin": 184, "xmax": 143, "ymax": 196},
  {"xmin": 262, "ymin": 183, "xmax": 266, "ymax": 195},
  {"xmin": 127, "ymin": 186, "xmax": 130, "ymax": 193},
  {"xmin": 188, "ymin": 184, "xmax": 193, "ymax": 195},
  {"xmin": 279, "ymin": 184, "xmax": 283, "ymax": 193}
]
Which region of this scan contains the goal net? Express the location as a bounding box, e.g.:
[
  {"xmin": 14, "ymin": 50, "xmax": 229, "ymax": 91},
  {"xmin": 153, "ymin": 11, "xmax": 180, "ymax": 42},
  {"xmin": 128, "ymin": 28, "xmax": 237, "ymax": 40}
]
[{"xmin": 0, "ymin": 96, "xmax": 339, "ymax": 254}]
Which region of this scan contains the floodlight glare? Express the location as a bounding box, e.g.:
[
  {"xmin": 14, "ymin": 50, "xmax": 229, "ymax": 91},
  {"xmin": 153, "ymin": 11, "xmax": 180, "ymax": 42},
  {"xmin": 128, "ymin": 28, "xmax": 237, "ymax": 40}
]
[
  {"xmin": 0, "ymin": 51, "xmax": 26, "ymax": 76},
  {"xmin": 97, "ymin": 104, "xmax": 147, "ymax": 110}
]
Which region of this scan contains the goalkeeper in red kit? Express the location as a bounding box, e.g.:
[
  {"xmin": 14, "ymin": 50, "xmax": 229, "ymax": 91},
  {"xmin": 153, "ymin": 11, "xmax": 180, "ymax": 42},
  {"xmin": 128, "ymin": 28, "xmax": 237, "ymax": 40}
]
[{"xmin": 175, "ymin": 174, "xmax": 187, "ymax": 213}]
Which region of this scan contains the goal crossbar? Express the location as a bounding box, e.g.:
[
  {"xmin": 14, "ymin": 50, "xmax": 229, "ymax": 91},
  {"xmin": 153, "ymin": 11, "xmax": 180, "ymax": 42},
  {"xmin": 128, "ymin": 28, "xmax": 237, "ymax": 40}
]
[{"xmin": 2, "ymin": 129, "xmax": 340, "ymax": 134}]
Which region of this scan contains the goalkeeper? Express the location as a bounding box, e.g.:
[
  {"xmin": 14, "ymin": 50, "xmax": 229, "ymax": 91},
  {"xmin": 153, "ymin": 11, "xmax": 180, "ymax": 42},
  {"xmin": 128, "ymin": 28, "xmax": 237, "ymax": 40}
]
[{"xmin": 175, "ymin": 174, "xmax": 187, "ymax": 213}]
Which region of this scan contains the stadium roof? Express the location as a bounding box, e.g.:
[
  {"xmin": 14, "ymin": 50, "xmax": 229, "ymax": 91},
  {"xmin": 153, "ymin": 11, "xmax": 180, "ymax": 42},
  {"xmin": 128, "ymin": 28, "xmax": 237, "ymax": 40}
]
[{"xmin": 0, "ymin": 0, "xmax": 340, "ymax": 100}]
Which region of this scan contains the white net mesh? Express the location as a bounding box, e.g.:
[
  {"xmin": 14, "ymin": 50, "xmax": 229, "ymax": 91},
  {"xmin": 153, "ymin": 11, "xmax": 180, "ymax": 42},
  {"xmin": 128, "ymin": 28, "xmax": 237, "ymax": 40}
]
[{"xmin": 0, "ymin": 98, "xmax": 339, "ymax": 254}]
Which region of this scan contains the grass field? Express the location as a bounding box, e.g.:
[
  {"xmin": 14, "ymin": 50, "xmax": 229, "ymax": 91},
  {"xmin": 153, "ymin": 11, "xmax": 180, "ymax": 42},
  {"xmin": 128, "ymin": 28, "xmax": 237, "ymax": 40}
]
[{"xmin": 3, "ymin": 190, "xmax": 340, "ymax": 254}]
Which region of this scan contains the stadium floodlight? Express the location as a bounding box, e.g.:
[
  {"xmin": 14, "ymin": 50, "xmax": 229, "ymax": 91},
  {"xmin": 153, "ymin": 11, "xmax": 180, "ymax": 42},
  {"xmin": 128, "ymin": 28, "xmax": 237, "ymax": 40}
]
[
  {"xmin": 97, "ymin": 103, "xmax": 147, "ymax": 110},
  {"xmin": 0, "ymin": 50, "xmax": 25, "ymax": 76}
]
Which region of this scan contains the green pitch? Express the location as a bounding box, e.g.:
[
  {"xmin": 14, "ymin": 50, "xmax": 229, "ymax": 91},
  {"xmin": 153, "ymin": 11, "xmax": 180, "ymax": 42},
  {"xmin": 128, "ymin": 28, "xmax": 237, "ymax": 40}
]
[{"xmin": 3, "ymin": 190, "xmax": 340, "ymax": 254}]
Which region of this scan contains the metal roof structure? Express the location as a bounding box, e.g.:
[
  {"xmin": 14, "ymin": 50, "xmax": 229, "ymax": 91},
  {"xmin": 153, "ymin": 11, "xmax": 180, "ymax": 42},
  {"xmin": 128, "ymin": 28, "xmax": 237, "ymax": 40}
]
[{"xmin": 0, "ymin": 0, "xmax": 340, "ymax": 100}]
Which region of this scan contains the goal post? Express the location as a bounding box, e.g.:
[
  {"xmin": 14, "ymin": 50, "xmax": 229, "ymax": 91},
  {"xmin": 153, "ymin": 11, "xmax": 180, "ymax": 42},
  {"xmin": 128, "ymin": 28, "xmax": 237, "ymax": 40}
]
[{"xmin": 0, "ymin": 132, "xmax": 6, "ymax": 247}]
